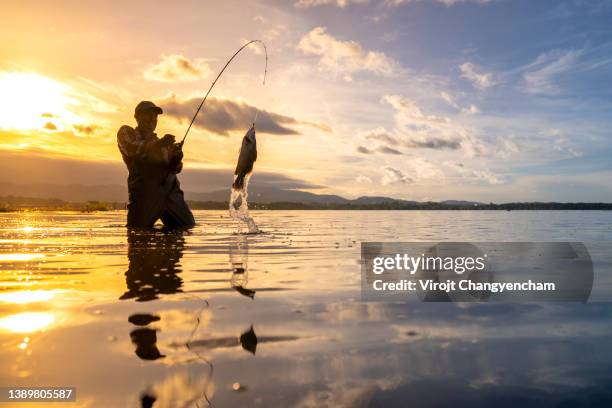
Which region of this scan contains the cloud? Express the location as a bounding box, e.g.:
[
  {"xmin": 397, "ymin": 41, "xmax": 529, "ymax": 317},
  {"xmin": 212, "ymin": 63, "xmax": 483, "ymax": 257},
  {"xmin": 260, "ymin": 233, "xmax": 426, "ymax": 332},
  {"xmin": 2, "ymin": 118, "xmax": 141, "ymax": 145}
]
[
  {"xmin": 363, "ymin": 122, "xmax": 462, "ymax": 151},
  {"xmin": 440, "ymin": 92, "xmax": 479, "ymax": 114},
  {"xmin": 356, "ymin": 97, "xmax": 501, "ymax": 158},
  {"xmin": 378, "ymin": 145, "xmax": 403, "ymax": 155},
  {"xmin": 381, "ymin": 166, "xmax": 413, "ymax": 185},
  {"xmin": 382, "ymin": 95, "xmax": 449, "ymax": 125},
  {"xmin": 365, "ymin": 126, "xmax": 463, "ymax": 151},
  {"xmin": 471, "ymin": 169, "xmax": 503, "ymax": 184},
  {"xmin": 364, "ymin": 128, "xmax": 400, "ymax": 146},
  {"xmin": 43, "ymin": 122, "xmax": 57, "ymax": 131},
  {"xmin": 522, "ymin": 50, "xmax": 581, "ymax": 94},
  {"xmin": 263, "ymin": 26, "xmax": 287, "ymax": 42},
  {"xmin": 297, "ymin": 27, "xmax": 399, "ymax": 80},
  {"xmin": 356, "ymin": 144, "xmax": 402, "ymax": 155},
  {"xmin": 358, "ymin": 128, "xmax": 405, "ymax": 155},
  {"xmin": 160, "ymin": 94, "xmax": 329, "ymax": 136},
  {"xmin": 356, "ymin": 175, "xmax": 372, "ymax": 183},
  {"xmin": 460, "ymin": 62, "xmax": 496, "ymax": 89},
  {"xmin": 444, "ymin": 161, "xmax": 503, "ymax": 185},
  {"xmin": 295, "ymin": 0, "xmax": 368, "ymax": 8},
  {"xmin": 73, "ymin": 124, "xmax": 101, "ymax": 135},
  {"xmin": 0, "ymin": 149, "xmax": 320, "ymax": 194},
  {"xmin": 440, "ymin": 91, "xmax": 459, "ymax": 108},
  {"xmin": 394, "ymin": 0, "xmax": 493, "ymax": 5},
  {"xmin": 381, "ymin": 95, "xmax": 485, "ymax": 155},
  {"xmin": 542, "ymin": 128, "xmax": 583, "ymax": 158},
  {"xmin": 144, "ymin": 54, "xmax": 212, "ymax": 82},
  {"xmin": 404, "ymin": 137, "xmax": 462, "ymax": 149},
  {"xmin": 296, "ymin": 0, "xmax": 492, "ymax": 6},
  {"xmin": 461, "ymin": 104, "xmax": 480, "ymax": 114}
]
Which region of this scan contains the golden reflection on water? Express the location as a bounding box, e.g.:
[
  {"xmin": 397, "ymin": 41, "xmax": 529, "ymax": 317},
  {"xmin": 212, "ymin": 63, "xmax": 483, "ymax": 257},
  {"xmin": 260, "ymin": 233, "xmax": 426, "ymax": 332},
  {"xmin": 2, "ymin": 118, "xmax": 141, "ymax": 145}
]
[
  {"xmin": 18, "ymin": 336, "xmax": 30, "ymax": 350},
  {"xmin": 0, "ymin": 312, "xmax": 56, "ymax": 333},
  {"xmin": 0, "ymin": 211, "xmax": 611, "ymax": 406},
  {"xmin": 0, "ymin": 289, "xmax": 59, "ymax": 304},
  {"xmin": 0, "ymin": 253, "xmax": 45, "ymax": 262}
]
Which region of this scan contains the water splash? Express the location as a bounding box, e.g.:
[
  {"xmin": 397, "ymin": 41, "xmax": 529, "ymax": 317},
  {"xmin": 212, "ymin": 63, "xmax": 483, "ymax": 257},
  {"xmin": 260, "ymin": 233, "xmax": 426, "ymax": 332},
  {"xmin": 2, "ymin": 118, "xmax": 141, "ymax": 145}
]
[{"xmin": 229, "ymin": 174, "xmax": 260, "ymax": 234}]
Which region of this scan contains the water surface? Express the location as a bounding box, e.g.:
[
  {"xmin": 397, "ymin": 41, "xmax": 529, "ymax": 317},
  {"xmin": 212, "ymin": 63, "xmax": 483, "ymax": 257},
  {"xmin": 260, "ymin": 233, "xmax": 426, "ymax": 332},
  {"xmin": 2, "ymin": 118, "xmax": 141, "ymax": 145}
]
[{"xmin": 1, "ymin": 210, "xmax": 612, "ymax": 407}]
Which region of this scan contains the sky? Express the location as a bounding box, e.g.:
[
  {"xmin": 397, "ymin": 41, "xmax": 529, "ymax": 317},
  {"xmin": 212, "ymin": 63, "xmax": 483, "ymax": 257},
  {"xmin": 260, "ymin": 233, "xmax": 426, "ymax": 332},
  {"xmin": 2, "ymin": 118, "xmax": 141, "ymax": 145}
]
[{"xmin": 1, "ymin": 0, "xmax": 611, "ymax": 202}]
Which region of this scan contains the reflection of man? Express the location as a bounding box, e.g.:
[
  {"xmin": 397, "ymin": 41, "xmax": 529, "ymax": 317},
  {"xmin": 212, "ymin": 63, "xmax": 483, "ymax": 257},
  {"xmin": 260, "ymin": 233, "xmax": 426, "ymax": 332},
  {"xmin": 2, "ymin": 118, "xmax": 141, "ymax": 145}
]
[
  {"xmin": 120, "ymin": 229, "xmax": 185, "ymax": 302},
  {"xmin": 117, "ymin": 101, "xmax": 195, "ymax": 228},
  {"xmin": 121, "ymin": 230, "xmax": 186, "ymax": 364}
]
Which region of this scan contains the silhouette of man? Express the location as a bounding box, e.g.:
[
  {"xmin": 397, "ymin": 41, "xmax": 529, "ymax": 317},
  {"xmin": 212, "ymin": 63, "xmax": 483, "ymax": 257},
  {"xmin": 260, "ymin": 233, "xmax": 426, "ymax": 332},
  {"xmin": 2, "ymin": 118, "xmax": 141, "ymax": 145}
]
[{"xmin": 117, "ymin": 101, "xmax": 195, "ymax": 228}]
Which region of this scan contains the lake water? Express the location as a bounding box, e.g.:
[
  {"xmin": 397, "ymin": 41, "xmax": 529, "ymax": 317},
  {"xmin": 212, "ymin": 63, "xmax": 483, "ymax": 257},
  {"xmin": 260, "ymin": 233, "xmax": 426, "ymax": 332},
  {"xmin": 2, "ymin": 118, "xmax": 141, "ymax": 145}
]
[{"xmin": 1, "ymin": 210, "xmax": 612, "ymax": 407}]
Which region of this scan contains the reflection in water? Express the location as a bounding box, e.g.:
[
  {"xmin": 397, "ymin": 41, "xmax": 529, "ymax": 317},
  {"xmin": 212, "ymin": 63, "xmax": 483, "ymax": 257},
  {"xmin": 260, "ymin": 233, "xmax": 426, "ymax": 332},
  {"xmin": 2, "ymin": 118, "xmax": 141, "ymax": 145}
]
[
  {"xmin": 119, "ymin": 228, "xmax": 217, "ymax": 406},
  {"xmin": 140, "ymin": 391, "xmax": 157, "ymax": 408},
  {"xmin": 0, "ymin": 253, "xmax": 45, "ymax": 262},
  {"xmin": 2, "ymin": 211, "xmax": 612, "ymax": 406},
  {"xmin": 130, "ymin": 327, "xmax": 166, "ymax": 361},
  {"xmin": 186, "ymin": 326, "xmax": 300, "ymax": 355},
  {"xmin": 0, "ymin": 312, "xmax": 56, "ymax": 333},
  {"xmin": 120, "ymin": 229, "xmax": 186, "ymax": 365},
  {"xmin": 230, "ymin": 235, "xmax": 256, "ymax": 299},
  {"xmin": 120, "ymin": 229, "xmax": 186, "ymax": 302},
  {"xmin": 129, "ymin": 313, "xmax": 161, "ymax": 326},
  {"xmin": 0, "ymin": 290, "xmax": 59, "ymax": 304},
  {"xmin": 187, "ymin": 325, "xmax": 259, "ymax": 354},
  {"xmin": 239, "ymin": 325, "xmax": 258, "ymax": 354},
  {"xmin": 129, "ymin": 314, "xmax": 165, "ymax": 360}
]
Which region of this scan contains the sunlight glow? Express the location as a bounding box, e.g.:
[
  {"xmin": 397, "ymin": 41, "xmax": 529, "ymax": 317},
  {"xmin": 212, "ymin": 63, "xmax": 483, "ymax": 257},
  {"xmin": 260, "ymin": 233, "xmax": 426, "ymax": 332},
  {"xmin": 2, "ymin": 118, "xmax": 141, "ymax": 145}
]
[
  {"xmin": 0, "ymin": 290, "xmax": 59, "ymax": 304},
  {"xmin": 0, "ymin": 253, "xmax": 45, "ymax": 262},
  {"xmin": 0, "ymin": 312, "xmax": 55, "ymax": 333},
  {"xmin": 0, "ymin": 72, "xmax": 79, "ymax": 131}
]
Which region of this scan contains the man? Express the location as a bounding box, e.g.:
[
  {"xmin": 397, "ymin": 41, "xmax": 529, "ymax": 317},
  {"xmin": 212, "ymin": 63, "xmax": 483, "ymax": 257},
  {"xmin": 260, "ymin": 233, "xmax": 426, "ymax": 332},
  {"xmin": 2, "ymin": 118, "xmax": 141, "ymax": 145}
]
[{"xmin": 117, "ymin": 101, "xmax": 195, "ymax": 228}]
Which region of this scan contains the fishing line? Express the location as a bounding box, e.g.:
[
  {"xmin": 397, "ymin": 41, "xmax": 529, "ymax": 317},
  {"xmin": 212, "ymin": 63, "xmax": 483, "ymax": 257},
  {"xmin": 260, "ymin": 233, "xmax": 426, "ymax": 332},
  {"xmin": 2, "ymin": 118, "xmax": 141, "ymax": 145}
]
[
  {"xmin": 181, "ymin": 40, "xmax": 268, "ymax": 145},
  {"xmin": 182, "ymin": 294, "xmax": 213, "ymax": 408}
]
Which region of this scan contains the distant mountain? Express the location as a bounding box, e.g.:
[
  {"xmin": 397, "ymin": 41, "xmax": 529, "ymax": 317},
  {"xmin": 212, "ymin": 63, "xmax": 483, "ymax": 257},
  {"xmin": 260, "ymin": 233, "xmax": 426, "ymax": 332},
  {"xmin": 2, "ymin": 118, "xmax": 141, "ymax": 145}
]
[
  {"xmin": 1, "ymin": 184, "xmax": 611, "ymax": 211},
  {"xmin": 0, "ymin": 182, "xmax": 482, "ymax": 206},
  {"xmin": 441, "ymin": 200, "xmax": 483, "ymax": 206},
  {"xmin": 189, "ymin": 186, "xmax": 349, "ymax": 204},
  {"xmin": 0, "ymin": 182, "xmax": 127, "ymax": 202},
  {"xmin": 352, "ymin": 196, "xmax": 418, "ymax": 205}
]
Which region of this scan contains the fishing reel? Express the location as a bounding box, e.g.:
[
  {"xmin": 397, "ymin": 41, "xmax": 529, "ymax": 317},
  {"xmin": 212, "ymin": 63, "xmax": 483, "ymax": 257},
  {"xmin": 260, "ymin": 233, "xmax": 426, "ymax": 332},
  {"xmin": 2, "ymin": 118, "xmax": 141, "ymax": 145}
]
[
  {"xmin": 169, "ymin": 141, "xmax": 183, "ymax": 155},
  {"xmin": 166, "ymin": 139, "xmax": 184, "ymax": 173}
]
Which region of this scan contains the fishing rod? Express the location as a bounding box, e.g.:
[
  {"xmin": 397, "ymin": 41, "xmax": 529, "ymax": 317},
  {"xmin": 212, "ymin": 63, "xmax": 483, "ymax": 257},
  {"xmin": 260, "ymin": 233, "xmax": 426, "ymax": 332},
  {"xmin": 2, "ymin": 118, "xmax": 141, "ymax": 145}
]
[{"xmin": 180, "ymin": 40, "xmax": 268, "ymax": 146}]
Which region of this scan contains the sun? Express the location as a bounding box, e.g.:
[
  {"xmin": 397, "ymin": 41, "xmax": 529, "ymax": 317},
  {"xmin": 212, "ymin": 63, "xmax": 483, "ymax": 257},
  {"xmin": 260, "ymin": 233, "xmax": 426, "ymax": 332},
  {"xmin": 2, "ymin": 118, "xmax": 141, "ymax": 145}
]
[{"xmin": 0, "ymin": 72, "xmax": 79, "ymax": 131}]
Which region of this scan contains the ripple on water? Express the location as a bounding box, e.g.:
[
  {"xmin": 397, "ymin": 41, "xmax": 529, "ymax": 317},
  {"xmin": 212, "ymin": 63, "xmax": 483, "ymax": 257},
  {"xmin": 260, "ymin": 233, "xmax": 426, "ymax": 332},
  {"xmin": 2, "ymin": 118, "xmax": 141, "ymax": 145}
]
[{"xmin": 0, "ymin": 210, "xmax": 612, "ymax": 406}]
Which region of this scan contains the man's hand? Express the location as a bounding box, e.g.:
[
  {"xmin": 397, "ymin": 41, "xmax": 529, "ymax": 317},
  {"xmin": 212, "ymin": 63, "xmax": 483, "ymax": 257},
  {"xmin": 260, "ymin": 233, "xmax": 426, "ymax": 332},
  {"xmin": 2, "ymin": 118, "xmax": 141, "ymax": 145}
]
[
  {"xmin": 169, "ymin": 141, "xmax": 184, "ymax": 173},
  {"xmin": 170, "ymin": 147, "xmax": 184, "ymax": 162},
  {"xmin": 159, "ymin": 134, "xmax": 176, "ymax": 147}
]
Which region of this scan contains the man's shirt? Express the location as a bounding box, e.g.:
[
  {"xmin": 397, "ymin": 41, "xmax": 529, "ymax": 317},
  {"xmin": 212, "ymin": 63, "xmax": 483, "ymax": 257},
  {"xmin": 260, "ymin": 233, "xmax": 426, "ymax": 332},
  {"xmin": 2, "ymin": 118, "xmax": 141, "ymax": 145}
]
[{"xmin": 117, "ymin": 125, "xmax": 169, "ymax": 165}]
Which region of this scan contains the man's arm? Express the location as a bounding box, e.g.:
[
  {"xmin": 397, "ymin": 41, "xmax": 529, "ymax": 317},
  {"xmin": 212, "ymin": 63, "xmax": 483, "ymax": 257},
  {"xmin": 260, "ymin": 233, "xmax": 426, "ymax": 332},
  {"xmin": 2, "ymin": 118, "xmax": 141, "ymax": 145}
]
[
  {"xmin": 117, "ymin": 126, "xmax": 174, "ymax": 161},
  {"xmin": 117, "ymin": 125, "xmax": 153, "ymax": 159}
]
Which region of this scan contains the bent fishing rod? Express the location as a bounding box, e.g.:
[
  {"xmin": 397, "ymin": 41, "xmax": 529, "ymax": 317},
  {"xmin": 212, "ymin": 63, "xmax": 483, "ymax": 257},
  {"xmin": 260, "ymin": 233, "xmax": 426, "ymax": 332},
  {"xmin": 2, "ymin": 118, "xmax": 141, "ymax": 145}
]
[{"xmin": 180, "ymin": 40, "xmax": 268, "ymax": 146}]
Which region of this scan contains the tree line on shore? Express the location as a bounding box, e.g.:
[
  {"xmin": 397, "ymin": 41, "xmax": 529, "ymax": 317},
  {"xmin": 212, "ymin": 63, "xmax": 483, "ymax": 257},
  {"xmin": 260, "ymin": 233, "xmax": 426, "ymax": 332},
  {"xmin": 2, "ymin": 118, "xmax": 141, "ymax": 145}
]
[{"xmin": 2, "ymin": 195, "xmax": 611, "ymax": 212}]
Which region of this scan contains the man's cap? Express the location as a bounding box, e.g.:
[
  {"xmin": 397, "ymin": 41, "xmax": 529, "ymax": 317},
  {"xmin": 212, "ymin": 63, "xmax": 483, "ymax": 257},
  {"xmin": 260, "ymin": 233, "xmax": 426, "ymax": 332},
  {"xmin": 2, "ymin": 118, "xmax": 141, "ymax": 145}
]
[{"xmin": 134, "ymin": 101, "xmax": 163, "ymax": 116}]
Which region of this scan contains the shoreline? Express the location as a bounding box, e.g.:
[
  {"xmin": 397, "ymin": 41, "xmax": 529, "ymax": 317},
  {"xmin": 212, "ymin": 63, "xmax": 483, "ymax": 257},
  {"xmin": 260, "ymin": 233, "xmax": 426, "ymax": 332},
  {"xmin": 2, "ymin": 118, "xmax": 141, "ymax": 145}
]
[{"xmin": 2, "ymin": 206, "xmax": 612, "ymax": 213}]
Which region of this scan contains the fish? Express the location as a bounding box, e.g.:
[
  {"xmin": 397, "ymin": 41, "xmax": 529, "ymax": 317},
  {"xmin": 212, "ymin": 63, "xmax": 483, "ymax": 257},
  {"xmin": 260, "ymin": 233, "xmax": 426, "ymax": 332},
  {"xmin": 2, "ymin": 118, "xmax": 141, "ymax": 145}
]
[
  {"xmin": 232, "ymin": 285, "xmax": 256, "ymax": 299},
  {"xmin": 232, "ymin": 125, "xmax": 257, "ymax": 190}
]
